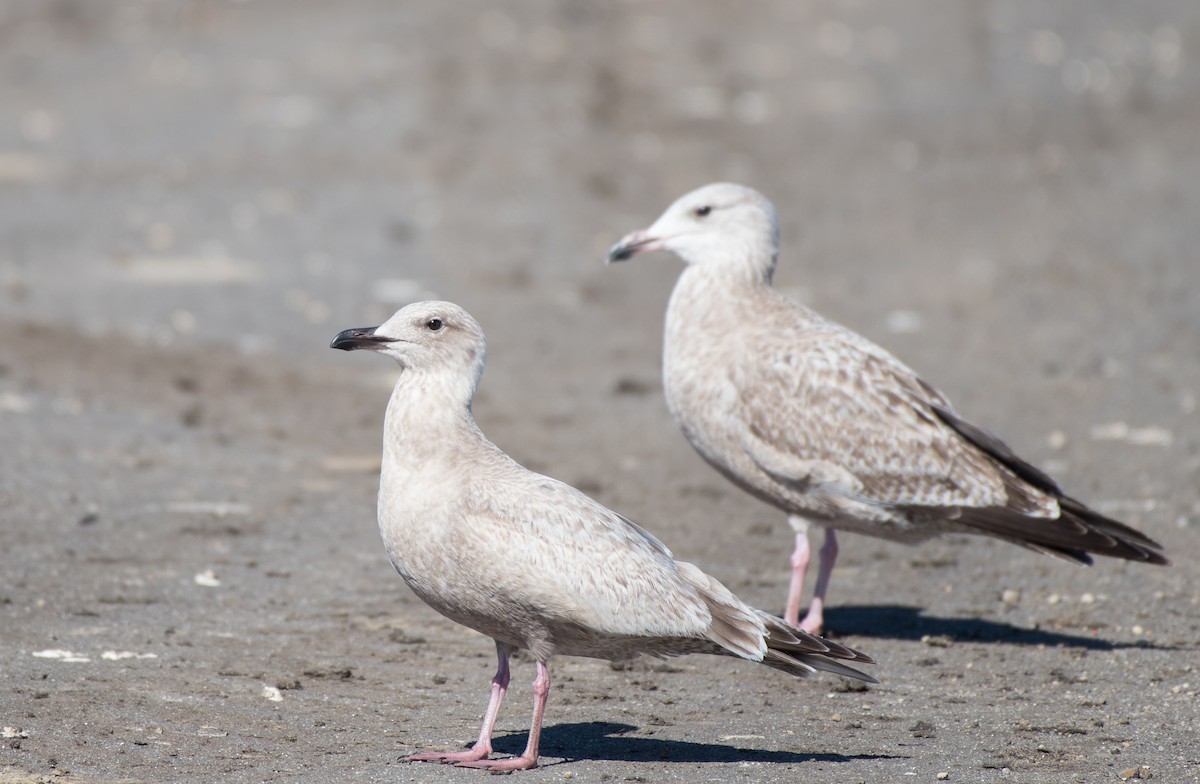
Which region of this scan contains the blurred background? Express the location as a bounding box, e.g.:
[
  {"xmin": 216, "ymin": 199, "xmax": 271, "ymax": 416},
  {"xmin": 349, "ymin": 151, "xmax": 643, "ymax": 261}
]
[{"xmin": 3, "ymin": 1, "xmax": 1197, "ymax": 364}]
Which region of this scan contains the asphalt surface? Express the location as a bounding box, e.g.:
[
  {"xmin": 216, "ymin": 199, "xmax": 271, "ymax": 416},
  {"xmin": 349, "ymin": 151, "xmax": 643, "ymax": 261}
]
[{"xmin": 1, "ymin": 2, "xmax": 1198, "ymax": 782}]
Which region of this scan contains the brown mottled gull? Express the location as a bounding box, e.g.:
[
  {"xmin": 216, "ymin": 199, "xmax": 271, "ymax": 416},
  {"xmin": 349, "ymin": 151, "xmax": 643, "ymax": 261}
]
[
  {"xmin": 607, "ymin": 182, "xmax": 1168, "ymax": 635},
  {"xmin": 331, "ymin": 300, "xmax": 875, "ymax": 772}
]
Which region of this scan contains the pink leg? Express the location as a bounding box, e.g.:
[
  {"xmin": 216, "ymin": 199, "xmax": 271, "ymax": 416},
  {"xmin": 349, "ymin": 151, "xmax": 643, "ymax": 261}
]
[
  {"xmin": 405, "ymin": 643, "xmax": 511, "ymax": 764},
  {"xmin": 784, "ymin": 520, "xmax": 811, "ymax": 627},
  {"xmin": 798, "ymin": 529, "xmax": 839, "ymax": 635},
  {"xmin": 457, "ymin": 659, "xmax": 551, "ymax": 771}
]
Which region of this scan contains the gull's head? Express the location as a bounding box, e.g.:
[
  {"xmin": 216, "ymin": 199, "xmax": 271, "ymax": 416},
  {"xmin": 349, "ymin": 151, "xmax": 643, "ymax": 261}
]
[
  {"xmin": 330, "ymin": 301, "xmax": 487, "ymax": 383},
  {"xmin": 606, "ymin": 183, "xmax": 780, "ymax": 280}
]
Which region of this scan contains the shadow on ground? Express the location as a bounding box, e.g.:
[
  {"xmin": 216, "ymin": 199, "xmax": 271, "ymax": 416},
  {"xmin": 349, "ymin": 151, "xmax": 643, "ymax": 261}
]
[
  {"xmin": 485, "ymin": 721, "xmax": 906, "ymax": 765},
  {"xmin": 825, "ymin": 604, "xmax": 1167, "ymax": 650}
]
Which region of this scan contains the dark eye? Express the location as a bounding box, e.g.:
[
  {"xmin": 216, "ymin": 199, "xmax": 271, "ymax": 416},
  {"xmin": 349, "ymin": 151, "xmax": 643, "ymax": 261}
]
[
  {"xmin": 426, "ymin": 318, "xmax": 444, "ymax": 332},
  {"xmin": 694, "ymin": 205, "xmax": 712, "ymax": 217}
]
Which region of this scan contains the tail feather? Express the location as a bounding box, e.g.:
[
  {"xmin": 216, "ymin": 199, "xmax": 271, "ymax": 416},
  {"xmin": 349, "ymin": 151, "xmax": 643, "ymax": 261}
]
[
  {"xmin": 953, "ymin": 502, "xmax": 1169, "ymax": 566},
  {"xmin": 929, "ymin": 399, "xmax": 1169, "ymax": 567},
  {"xmin": 1015, "ymin": 540, "xmax": 1092, "ymax": 566},
  {"xmin": 758, "ymin": 612, "xmax": 877, "ymax": 683},
  {"xmin": 763, "ymin": 649, "xmax": 878, "ymax": 683},
  {"xmin": 758, "ymin": 613, "xmax": 875, "ymax": 665},
  {"xmin": 1060, "ymin": 497, "xmax": 1170, "ymax": 562},
  {"xmin": 675, "ymin": 560, "xmax": 876, "ymax": 683}
]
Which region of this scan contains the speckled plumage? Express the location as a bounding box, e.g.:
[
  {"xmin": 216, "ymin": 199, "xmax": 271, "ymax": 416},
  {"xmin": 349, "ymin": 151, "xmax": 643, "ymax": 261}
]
[
  {"xmin": 608, "ymin": 182, "xmax": 1168, "ymax": 633},
  {"xmin": 331, "ymin": 300, "xmax": 874, "ymax": 771}
]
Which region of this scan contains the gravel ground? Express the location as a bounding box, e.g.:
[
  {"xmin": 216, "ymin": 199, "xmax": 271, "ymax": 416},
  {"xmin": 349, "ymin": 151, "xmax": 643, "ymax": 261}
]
[{"xmin": 1, "ymin": 2, "xmax": 1198, "ymax": 782}]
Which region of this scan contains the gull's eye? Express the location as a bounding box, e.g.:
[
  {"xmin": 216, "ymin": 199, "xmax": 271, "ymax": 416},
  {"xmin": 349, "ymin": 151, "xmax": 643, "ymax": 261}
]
[
  {"xmin": 426, "ymin": 318, "xmax": 444, "ymax": 332},
  {"xmin": 694, "ymin": 205, "xmax": 712, "ymax": 218}
]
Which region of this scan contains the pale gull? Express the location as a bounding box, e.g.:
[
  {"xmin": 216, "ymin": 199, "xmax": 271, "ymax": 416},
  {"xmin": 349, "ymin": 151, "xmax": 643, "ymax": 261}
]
[
  {"xmin": 607, "ymin": 182, "xmax": 1169, "ymax": 635},
  {"xmin": 331, "ymin": 300, "xmax": 876, "ymax": 772}
]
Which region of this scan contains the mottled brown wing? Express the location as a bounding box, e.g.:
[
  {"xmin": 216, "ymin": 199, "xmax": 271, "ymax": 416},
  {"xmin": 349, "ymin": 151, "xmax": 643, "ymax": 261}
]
[
  {"xmin": 733, "ymin": 313, "xmax": 1168, "ymax": 565},
  {"xmin": 734, "ymin": 318, "xmax": 1032, "ymax": 511}
]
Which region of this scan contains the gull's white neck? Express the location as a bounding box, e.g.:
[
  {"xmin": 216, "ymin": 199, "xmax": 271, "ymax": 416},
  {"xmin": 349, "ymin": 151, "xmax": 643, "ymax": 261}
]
[
  {"xmin": 667, "ymin": 253, "xmax": 775, "ymax": 331},
  {"xmin": 672, "ymin": 239, "xmax": 777, "ymax": 288},
  {"xmin": 381, "ymin": 368, "xmax": 483, "ymax": 469},
  {"xmin": 663, "ymin": 259, "xmax": 770, "ymax": 410}
]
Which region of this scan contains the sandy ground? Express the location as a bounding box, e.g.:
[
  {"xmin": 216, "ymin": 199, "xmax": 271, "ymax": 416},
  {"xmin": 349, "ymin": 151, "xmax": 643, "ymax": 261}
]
[{"xmin": 2, "ymin": 2, "xmax": 1198, "ymax": 782}]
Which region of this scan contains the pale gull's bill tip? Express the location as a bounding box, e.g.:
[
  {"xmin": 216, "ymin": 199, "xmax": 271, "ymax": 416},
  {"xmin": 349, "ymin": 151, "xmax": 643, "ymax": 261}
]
[{"xmin": 606, "ymin": 228, "xmax": 665, "ymax": 263}]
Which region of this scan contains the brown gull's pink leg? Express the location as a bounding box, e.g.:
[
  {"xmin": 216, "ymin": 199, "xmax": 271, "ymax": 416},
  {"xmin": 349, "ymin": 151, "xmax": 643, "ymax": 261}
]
[
  {"xmin": 799, "ymin": 529, "xmax": 839, "ymax": 635},
  {"xmin": 405, "ymin": 642, "xmax": 512, "ymax": 765},
  {"xmin": 457, "ymin": 659, "xmax": 551, "ymax": 771}
]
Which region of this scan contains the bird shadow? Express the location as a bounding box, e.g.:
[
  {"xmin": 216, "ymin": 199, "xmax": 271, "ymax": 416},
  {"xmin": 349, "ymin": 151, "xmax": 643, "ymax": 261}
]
[
  {"xmin": 825, "ymin": 604, "xmax": 1169, "ymax": 650},
  {"xmin": 491, "ymin": 721, "xmax": 905, "ymax": 765}
]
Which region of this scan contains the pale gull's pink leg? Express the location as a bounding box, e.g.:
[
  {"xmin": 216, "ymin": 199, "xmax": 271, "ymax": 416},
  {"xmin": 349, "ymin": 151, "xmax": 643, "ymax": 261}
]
[
  {"xmin": 405, "ymin": 642, "xmax": 512, "ymax": 764},
  {"xmin": 457, "ymin": 659, "xmax": 551, "ymax": 771},
  {"xmin": 784, "ymin": 518, "xmax": 812, "ymax": 627},
  {"xmin": 799, "ymin": 528, "xmax": 839, "ymax": 635}
]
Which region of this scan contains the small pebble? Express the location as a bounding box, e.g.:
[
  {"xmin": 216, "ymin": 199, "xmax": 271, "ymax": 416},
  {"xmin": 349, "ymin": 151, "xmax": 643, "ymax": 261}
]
[
  {"xmin": 1047, "ymin": 593, "xmax": 1061, "ymax": 605},
  {"xmin": 1080, "ymin": 592, "xmax": 1095, "ymax": 604},
  {"xmin": 1001, "ymin": 589, "xmax": 1020, "ymax": 605},
  {"xmin": 937, "ymin": 773, "xmax": 949, "ymax": 781}
]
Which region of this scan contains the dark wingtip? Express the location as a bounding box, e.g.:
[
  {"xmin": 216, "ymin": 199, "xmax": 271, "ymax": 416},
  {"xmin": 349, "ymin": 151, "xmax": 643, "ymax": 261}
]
[
  {"xmin": 849, "ymin": 649, "xmax": 876, "ymax": 666},
  {"xmin": 953, "ymin": 503, "xmax": 1170, "ymax": 568},
  {"xmin": 1142, "ymin": 550, "xmax": 1171, "ymax": 567},
  {"xmin": 1059, "ymin": 498, "xmax": 1171, "ymax": 566}
]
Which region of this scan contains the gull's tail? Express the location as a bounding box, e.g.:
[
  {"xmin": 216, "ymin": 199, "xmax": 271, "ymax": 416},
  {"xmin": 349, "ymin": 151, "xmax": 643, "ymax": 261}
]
[
  {"xmin": 929, "ymin": 402, "xmax": 1169, "ymax": 567},
  {"xmin": 675, "ymin": 561, "xmax": 876, "ymax": 683},
  {"xmin": 757, "ymin": 612, "xmax": 877, "ymax": 683}
]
